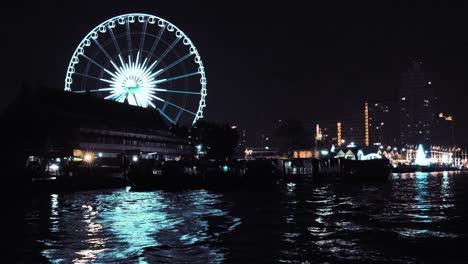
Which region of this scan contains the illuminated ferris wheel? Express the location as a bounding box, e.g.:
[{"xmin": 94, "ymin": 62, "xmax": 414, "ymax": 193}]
[{"xmin": 64, "ymin": 13, "xmax": 207, "ymax": 126}]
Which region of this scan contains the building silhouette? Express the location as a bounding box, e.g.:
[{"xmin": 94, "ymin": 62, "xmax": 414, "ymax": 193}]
[
  {"xmin": 2, "ymin": 86, "xmax": 191, "ymax": 161},
  {"xmin": 368, "ymin": 99, "xmax": 399, "ymax": 147},
  {"xmin": 399, "ymin": 60, "xmax": 435, "ymax": 146}
]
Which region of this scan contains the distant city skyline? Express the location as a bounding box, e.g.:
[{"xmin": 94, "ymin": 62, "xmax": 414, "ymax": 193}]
[{"xmin": 1, "ymin": 1, "xmax": 467, "ymax": 146}]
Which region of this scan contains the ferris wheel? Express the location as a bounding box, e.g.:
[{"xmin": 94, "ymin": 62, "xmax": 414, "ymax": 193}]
[{"xmin": 64, "ymin": 13, "xmax": 207, "ymax": 126}]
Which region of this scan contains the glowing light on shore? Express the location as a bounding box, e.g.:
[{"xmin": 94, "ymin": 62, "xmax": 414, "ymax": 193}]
[{"xmin": 415, "ymin": 144, "xmax": 430, "ymax": 166}]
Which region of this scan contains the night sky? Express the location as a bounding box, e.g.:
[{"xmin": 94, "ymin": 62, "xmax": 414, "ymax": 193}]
[{"xmin": 2, "ymin": 1, "xmax": 468, "ymax": 145}]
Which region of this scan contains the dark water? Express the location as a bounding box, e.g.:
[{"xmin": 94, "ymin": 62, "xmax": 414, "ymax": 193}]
[{"xmin": 14, "ymin": 171, "xmax": 468, "ymax": 263}]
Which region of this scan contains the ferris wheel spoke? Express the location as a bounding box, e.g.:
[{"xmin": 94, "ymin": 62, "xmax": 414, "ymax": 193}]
[
  {"xmin": 174, "ymin": 110, "xmax": 183, "ymax": 124},
  {"xmin": 158, "ymin": 109, "xmax": 176, "ymax": 125},
  {"xmin": 74, "ymin": 71, "xmax": 106, "ymax": 81},
  {"xmin": 149, "ymin": 52, "xmax": 193, "ymax": 79},
  {"xmin": 107, "ymin": 27, "xmax": 122, "ymax": 56},
  {"xmin": 75, "ymin": 89, "xmax": 96, "ymax": 93},
  {"xmin": 99, "ymin": 78, "xmax": 116, "ymax": 84},
  {"xmin": 154, "ymin": 88, "xmax": 201, "ymax": 95},
  {"xmin": 154, "ymin": 71, "xmax": 200, "ymax": 85},
  {"xmin": 164, "ymin": 100, "xmax": 196, "ymax": 116},
  {"xmin": 97, "ymin": 88, "xmax": 116, "ymax": 91},
  {"xmin": 149, "ymin": 37, "xmax": 181, "ymax": 72},
  {"xmin": 161, "ymin": 102, "xmax": 168, "ymax": 111},
  {"xmin": 126, "ymin": 20, "xmax": 133, "ymax": 62},
  {"xmin": 105, "ymin": 92, "xmax": 123, "ymax": 101},
  {"xmin": 75, "ymin": 88, "xmax": 114, "ymax": 93},
  {"xmin": 139, "ymin": 20, "xmax": 148, "ymax": 52},
  {"xmin": 146, "ymin": 25, "xmax": 166, "ymax": 67},
  {"xmin": 81, "ymin": 54, "xmax": 114, "ymax": 75},
  {"xmin": 92, "ymin": 38, "xmax": 113, "ymax": 63},
  {"xmin": 148, "ymin": 94, "xmax": 166, "ymax": 103}
]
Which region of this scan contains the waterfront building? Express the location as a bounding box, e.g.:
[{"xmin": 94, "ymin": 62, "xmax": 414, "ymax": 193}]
[{"xmin": 3, "ymin": 87, "xmax": 192, "ymax": 168}]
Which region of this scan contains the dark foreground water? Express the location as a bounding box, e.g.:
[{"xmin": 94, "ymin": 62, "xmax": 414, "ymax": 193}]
[{"xmin": 13, "ymin": 171, "xmax": 468, "ymax": 263}]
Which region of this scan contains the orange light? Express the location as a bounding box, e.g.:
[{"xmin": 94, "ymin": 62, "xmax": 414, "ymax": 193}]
[
  {"xmin": 364, "ymin": 102, "xmax": 369, "ymax": 146},
  {"xmin": 83, "ymin": 152, "xmax": 95, "ymax": 163},
  {"xmin": 316, "ymin": 124, "xmax": 322, "ymax": 141},
  {"xmin": 337, "ymin": 122, "xmax": 342, "ymax": 146},
  {"xmin": 439, "ymin": 112, "xmax": 444, "ymax": 118},
  {"xmin": 73, "ymin": 149, "xmax": 83, "ymax": 157}
]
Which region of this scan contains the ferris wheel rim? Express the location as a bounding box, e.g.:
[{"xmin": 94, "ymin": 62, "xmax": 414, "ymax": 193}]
[{"xmin": 64, "ymin": 13, "xmax": 207, "ymax": 125}]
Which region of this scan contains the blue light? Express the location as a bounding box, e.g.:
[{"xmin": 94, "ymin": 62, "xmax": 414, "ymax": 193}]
[{"xmin": 415, "ymin": 144, "xmax": 430, "ymax": 166}]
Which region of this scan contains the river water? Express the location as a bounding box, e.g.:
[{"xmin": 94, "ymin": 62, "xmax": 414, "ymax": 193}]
[{"xmin": 14, "ymin": 171, "xmax": 468, "ymax": 263}]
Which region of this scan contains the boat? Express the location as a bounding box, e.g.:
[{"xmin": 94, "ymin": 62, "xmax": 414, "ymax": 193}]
[
  {"xmin": 127, "ymin": 158, "xmax": 281, "ymax": 190},
  {"xmin": 342, "ymin": 158, "xmax": 392, "ymax": 181}
]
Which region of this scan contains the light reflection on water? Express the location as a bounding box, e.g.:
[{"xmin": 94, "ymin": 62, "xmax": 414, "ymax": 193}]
[
  {"xmin": 22, "ymin": 171, "xmax": 468, "ymax": 263},
  {"xmin": 37, "ymin": 189, "xmax": 238, "ymax": 263}
]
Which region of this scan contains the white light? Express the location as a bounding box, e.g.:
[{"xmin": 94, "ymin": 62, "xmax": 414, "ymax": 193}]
[
  {"xmin": 265, "ymin": 146, "xmax": 269, "ymax": 150},
  {"xmin": 55, "ymin": 158, "xmax": 61, "ymax": 162},
  {"xmin": 101, "ymin": 53, "xmax": 160, "ymax": 108},
  {"xmin": 49, "ymin": 164, "xmax": 59, "ymax": 171},
  {"xmin": 415, "ymin": 144, "xmax": 430, "ymax": 166},
  {"xmin": 84, "ymin": 154, "xmax": 93, "ymax": 162},
  {"xmin": 394, "ymin": 147, "xmax": 398, "ymax": 151},
  {"xmin": 98, "ymin": 152, "xmax": 103, "ymax": 157},
  {"xmin": 321, "ymin": 150, "xmax": 329, "ymax": 155},
  {"xmin": 428, "ymin": 81, "xmax": 431, "ymax": 85},
  {"xmin": 132, "ymin": 155, "xmax": 139, "ymax": 162}
]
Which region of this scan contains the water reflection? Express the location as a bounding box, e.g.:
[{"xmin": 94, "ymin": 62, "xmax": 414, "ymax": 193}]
[
  {"xmin": 49, "ymin": 194, "xmax": 59, "ymax": 233},
  {"xmin": 38, "ymin": 189, "xmax": 239, "ymax": 263},
  {"xmin": 23, "ymin": 171, "xmax": 468, "ymax": 263},
  {"xmin": 414, "ymin": 172, "xmax": 431, "ymax": 223},
  {"xmin": 73, "ymin": 204, "xmax": 105, "ymax": 263}
]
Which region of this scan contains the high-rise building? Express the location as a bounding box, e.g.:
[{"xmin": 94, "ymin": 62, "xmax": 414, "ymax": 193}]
[
  {"xmin": 313, "ymin": 120, "xmax": 339, "ymax": 147},
  {"xmin": 399, "ymin": 60, "xmax": 435, "ymax": 146},
  {"xmin": 342, "ymin": 112, "xmax": 364, "ymax": 146},
  {"xmin": 368, "ymin": 99, "xmax": 399, "ymax": 146}
]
